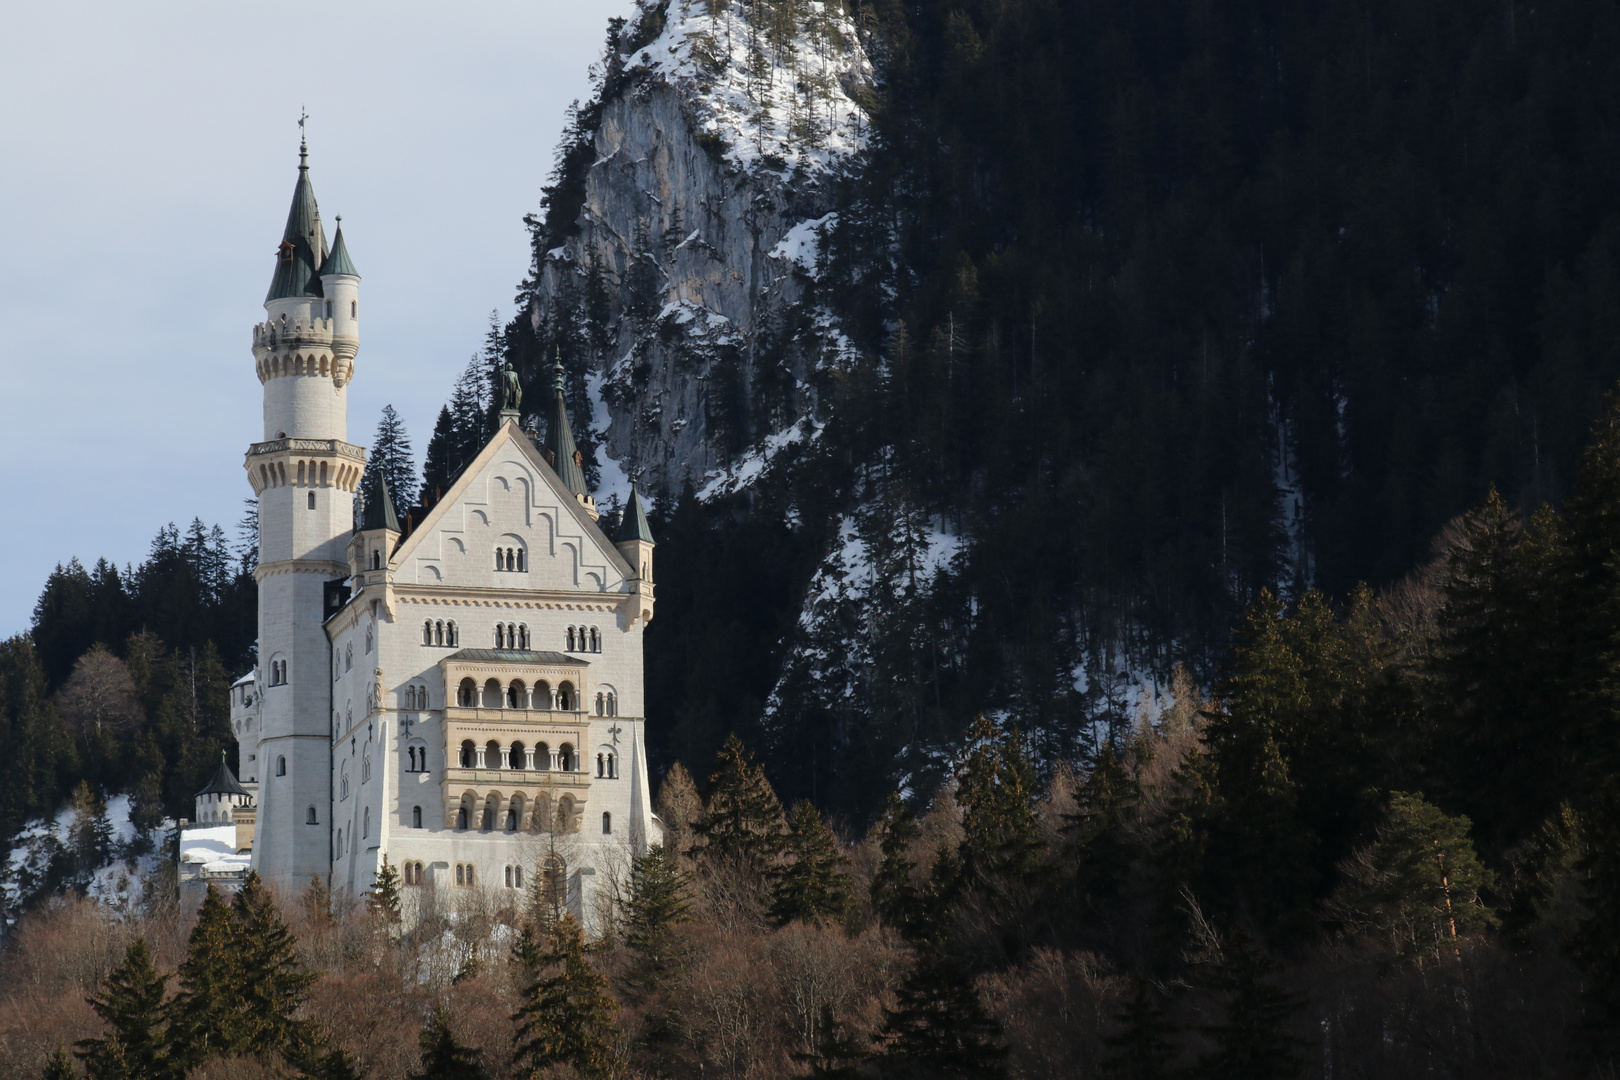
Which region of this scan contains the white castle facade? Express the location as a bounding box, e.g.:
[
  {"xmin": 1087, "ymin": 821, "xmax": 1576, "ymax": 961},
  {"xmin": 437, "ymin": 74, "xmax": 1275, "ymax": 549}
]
[{"xmin": 229, "ymin": 141, "xmax": 660, "ymax": 922}]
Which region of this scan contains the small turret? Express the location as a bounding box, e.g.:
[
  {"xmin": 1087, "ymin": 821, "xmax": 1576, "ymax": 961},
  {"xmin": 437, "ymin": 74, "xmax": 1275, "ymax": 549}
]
[
  {"xmin": 194, "ymin": 752, "xmax": 252, "ymax": 825},
  {"xmin": 541, "ymin": 351, "xmax": 598, "ymax": 521},
  {"xmin": 320, "ymin": 217, "xmax": 360, "ymax": 368},
  {"xmin": 350, "ymin": 469, "xmax": 401, "ymax": 598},
  {"xmin": 615, "ymin": 482, "xmax": 655, "ymax": 625}
]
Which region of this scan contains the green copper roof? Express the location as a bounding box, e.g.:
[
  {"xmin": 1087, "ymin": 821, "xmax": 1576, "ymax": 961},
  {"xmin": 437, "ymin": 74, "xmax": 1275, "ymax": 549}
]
[
  {"xmin": 615, "ymin": 484, "xmax": 655, "ymax": 544},
  {"xmin": 265, "ymin": 140, "xmax": 327, "ymax": 303},
  {"xmin": 320, "ymin": 219, "xmax": 358, "ymax": 277},
  {"xmin": 544, "ymin": 353, "xmax": 589, "ymax": 497},
  {"xmin": 360, "ymin": 470, "xmax": 400, "ymax": 532}
]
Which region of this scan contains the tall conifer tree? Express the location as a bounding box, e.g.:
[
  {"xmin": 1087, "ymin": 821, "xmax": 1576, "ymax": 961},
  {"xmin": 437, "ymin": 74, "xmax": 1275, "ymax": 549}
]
[
  {"xmin": 510, "ymin": 913, "xmax": 621, "ymax": 1080},
  {"xmin": 407, "ymin": 1008, "xmax": 490, "ymax": 1080},
  {"xmin": 770, "ymin": 800, "xmax": 854, "ymax": 926},
  {"xmin": 76, "ymin": 938, "xmax": 173, "ymax": 1080},
  {"xmin": 697, "ymin": 734, "xmax": 785, "ymax": 871}
]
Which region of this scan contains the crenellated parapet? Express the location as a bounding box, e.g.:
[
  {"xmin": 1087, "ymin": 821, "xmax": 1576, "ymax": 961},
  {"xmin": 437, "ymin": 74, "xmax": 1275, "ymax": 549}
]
[
  {"xmin": 252, "ymin": 317, "xmax": 356, "ymax": 387},
  {"xmin": 245, "ymin": 438, "xmax": 366, "ymax": 495}
]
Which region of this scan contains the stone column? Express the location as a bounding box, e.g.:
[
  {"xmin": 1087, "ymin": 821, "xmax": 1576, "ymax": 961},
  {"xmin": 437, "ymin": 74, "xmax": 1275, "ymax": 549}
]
[
  {"xmin": 500, "ymin": 745, "xmax": 511, "ymax": 769},
  {"xmin": 475, "ymin": 745, "xmax": 486, "ymax": 769},
  {"xmin": 524, "ymin": 747, "xmax": 536, "ymax": 769}
]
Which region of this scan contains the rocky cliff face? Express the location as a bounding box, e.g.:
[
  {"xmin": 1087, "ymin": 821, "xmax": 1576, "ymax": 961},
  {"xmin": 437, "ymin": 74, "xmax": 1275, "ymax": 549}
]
[{"xmin": 529, "ymin": 0, "xmax": 873, "ymax": 499}]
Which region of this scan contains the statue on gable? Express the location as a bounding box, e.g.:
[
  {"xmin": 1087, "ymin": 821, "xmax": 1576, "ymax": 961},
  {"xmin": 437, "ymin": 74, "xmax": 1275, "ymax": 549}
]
[{"xmin": 501, "ymin": 361, "xmax": 522, "ymax": 414}]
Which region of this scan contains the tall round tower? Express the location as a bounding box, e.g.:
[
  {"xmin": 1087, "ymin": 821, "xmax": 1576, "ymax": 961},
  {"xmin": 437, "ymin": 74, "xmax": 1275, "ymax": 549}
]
[{"xmin": 245, "ymin": 136, "xmax": 365, "ymax": 887}]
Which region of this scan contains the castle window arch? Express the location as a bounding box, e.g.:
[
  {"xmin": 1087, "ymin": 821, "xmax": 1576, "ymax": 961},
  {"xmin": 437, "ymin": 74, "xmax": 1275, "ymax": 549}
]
[
  {"xmin": 518, "ymin": 624, "xmax": 529, "ymax": 649},
  {"xmin": 363, "ymin": 807, "xmax": 370, "ymax": 838},
  {"xmin": 340, "ymin": 762, "xmax": 350, "ymax": 799},
  {"xmin": 510, "ymin": 739, "xmax": 527, "ymax": 770},
  {"xmin": 446, "ymin": 621, "xmax": 458, "ymax": 646},
  {"xmin": 277, "ymin": 756, "xmax": 287, "ymax": 777},
  {"xmin": 423, "ymin": 621, "xmax": 433, "ymax": 646},
  {"xmin": 305, "ymin": 805, "xmax": 317, "ymax": 824},
  {"xmin": 482, "ymin": 679, "xmax": 502, "ymax": 709},
  {"xmin": 345, "ymin": 643, "xmax": 352, "ymax": 671},
  {"xmin": 590, "ymin": 627, "xmax": 600, "ymax": 652},
  {"xmin": 459, "ymin": 740, "xmax": 476, "ymax": 768},
  {"xmin": 484, "ymin": 739, "xmax": 501, "ymax": 769},
  {"xmin": 566, "ymin": 626, "xmax": 576, "ymax": 652},
  {"xmin": 602, "ymin": 812, "xmax": 612, "ymax": 835},
  {"xmin": 534, "ymin": 741, "xmax": 551, "ymax": 771},
  {"xmin": 557, "ymin": 682, "xmax": 576, "ymax": 712},
  {"xmin": 557, "ymin": 742, "xmax": 576, "ymax": 772},
  {"xmin": 412, "ymin": 806, "xmax": 422, "ymax": 829},
  {"xmin": 507, "ymin": 680, "xmax": 526, "ymax": 709},
  {"xmin": 307, "ymin": 491, "xmax": 316, "ymax": 510},
  {"xmin": 362, "ymin": 754, "xmax": 371, "ymax": 783},
  {"xmin": 457, "ymin": 678, "xmax": 476, "ymax": 707},
  {"xmin": 371, "ymin": 549, "xmax": 381, "ymax": 570}
]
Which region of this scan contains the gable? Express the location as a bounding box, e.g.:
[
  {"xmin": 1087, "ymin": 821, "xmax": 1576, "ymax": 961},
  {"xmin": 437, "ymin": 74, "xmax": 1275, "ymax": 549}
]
[{"xmin": 391, "ymin": 423, "xmax": 631, "ymax": 593}]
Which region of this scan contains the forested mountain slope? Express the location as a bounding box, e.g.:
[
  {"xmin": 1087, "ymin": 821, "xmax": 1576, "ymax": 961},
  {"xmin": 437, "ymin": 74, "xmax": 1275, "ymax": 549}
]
[{"xmin": 478, "ymin": 0, "xmax": 1620, "ymax": 818}]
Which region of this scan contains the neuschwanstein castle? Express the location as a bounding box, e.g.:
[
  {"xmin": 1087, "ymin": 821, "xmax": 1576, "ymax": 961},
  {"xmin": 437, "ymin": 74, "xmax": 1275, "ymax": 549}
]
[{"xmin": 199, "ymin": 139, "xmax": 661, "ymax": 921}]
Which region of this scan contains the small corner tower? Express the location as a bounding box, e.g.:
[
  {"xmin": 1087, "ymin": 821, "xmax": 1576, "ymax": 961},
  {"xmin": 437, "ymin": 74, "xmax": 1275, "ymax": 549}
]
[
  {"xmin": 245, "ymin": 133, "xmax": 366, "ymax": 889},
  {"xmin": 615, "ymin": 482, "xmax": 656, "ymax": 627},
  {"xmin": 541, "ymin": 351, "xmax": 599, "ymax": 521}
]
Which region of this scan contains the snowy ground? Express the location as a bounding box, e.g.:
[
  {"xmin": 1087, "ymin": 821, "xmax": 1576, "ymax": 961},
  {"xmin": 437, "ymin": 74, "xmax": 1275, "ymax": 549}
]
[
  {"xmin": 178, "ymin": 824, "xmax": 250, "ymax": 875},
  {"xmin": 3, "ymin": 794, "xmax": 169, "ymax": 923}
]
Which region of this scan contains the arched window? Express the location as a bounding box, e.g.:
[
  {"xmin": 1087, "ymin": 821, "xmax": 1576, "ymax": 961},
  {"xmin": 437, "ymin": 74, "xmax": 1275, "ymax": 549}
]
[
  {"xmin": 434, "ymin": 621, "xmax": 445, "ymax": 646},
  {"xmin": 345, "ymin": 643, "xmax": 353, "ymax": 671},
  {"xmin": 457, "ymin": 678, "xmax": 476, "ymax": 707},
  {"xmin": 494, "ymin": 624, "xmax": 505, "ymax": 648},
  {"xmin": 483, "ymin": 679, "xmax": 502, "ymax": 709},
  {"xmin": 518, "ymin": 624, "xmax": 529, "ymax": 649},
  {"xmin": 566, "ymin": 626, "xmax": 576, "ymax": 651},
  {"xmin": 597, "ymin": 753, "xmax": 605, "ymax": 778},
  {"xmin": 517, "ymin": 549, "xmax": 526, "ymax": 571},
  {"xmin": 510, "ymin": 740, "xmax": 527, "ymax": 771},
  {"xmin": 413, "ymin": 805, "xmax": 422, "ymax": 828},
  {"xmin": 607, "ymin": 692, "xmax": 617, "ymax": 717},
  {"xmin": 558, "ymin": 742, "xmax": 575, "ymax": 772},
  {"xmin": 340, "ymin": 763, "xmax": 350, "ymax": 799},
  {"xmin": 590, "ymin": 627, "xmax": 600, "ymax": 652},
  {"xmin": 455, "ymin": 864, "xmax": 464, "ymax": 886},
  {"xmin": 362, "ymin": 755, "xmax": 371, "ymax": 783},
  {"xmin": 277, "ymin": 756, "xmax": 287, "ymax": 776},
  {"xmin": 363, "ymin": 807, "xmax": 370, "ymax": 838},
  {"xmin": 595, "ymin": 692, "xmax": 604, "ymax": 716},
  {"xmin": 370, "ymin": 549, "xmax": 381, "ymax": 570},
  {"xmin": 485, "ymin": 740, "xmax": 501, "ymax": 770},
  {"xmin": 558, "ymin": 682, "xmax": 575, "ymax": 711},
  {"xmin": 306, "ymin": 805, "xmax": 317, "ymax": 824},
  {"xmin": 423, "ymin": 620, "xmax": 433, "ymax": 646},
  {"xmin": 505, "ymin": 865, "xmax": 512, "ymax": 887},
  {"xmin": 337, "ymin": 829, "xmax": 345, "ymax": 857},
  {"xmin": 535, "ymin": 742, "xmax": 551, "ymax": 772},
  {"xmin": 456, "ymin": 807, "xmax": 468, "ymax": 829},
  {"xmin": 459, "ymin": 740, "xmax": 476, "ymax": 768},
  {"xmin": 447, "ymin": 621, "xmax": 458, "ymax": 646},
  {"xmin": 608, "ymin": 752, "xmax": 616, "ymax": 778},
  {"xmin": 602, "ymin": 812, "xmax": 612, "ymax": 835}
]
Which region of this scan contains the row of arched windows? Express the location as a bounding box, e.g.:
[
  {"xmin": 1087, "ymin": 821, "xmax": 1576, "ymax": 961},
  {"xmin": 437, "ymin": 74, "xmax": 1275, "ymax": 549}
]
[
  {"xmin": 404, "ymin": 684, "xmax": 429, "ymax": 710},
  {"xmin": 406, "ymin": 744, "xmax": 429, "ymax": 772},
  {"xmin": 566, "ymin": 626, "xmax": 601, "ymax": 652},
  {"xmin": 422, "ymin": 620, "xmax": 460, "ymax": 647},
  {"xmin": 594, "ymin": 691, "xmax": 618, "ymax": 717},
  {"xmin": 458, "ymin": 739, "xmax": 577, "ymax": 772},
  {"xmin": 455, "ymin": 791, "xmax": 580, "ymax": 833},
  {"xmin": 268, "ymin": 659, "xmax": 288, "ymax": 686},
  {"xmin": 504, "ymin": 865, "xmax": 525, "ymax": 888},
  {"xmin": 496, "ymin": 547, "xmax": 526, "ymax": 572},
  {"xmin": 596, "ymin": 752, "xmax": 618, "ymax": 779},
  {"xmin": 494, "ymin": 623, "xmax": 530, "ymax": 649},
  {"xmin": 454, "ymin": 863, "xmax": 476, "ymax": 887},
  {"xmin": 456, "ymin": 677, "xmax": 580, "ymax": 711},
  {"xmin": 403, "ymin": 861, "xmax": 426, "ymax": 885}
]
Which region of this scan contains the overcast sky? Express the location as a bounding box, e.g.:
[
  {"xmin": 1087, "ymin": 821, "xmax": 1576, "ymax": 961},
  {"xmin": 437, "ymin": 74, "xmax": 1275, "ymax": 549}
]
[{"xmin": 0, "ymin": 1, "xmax": 631, "ymax": 637}]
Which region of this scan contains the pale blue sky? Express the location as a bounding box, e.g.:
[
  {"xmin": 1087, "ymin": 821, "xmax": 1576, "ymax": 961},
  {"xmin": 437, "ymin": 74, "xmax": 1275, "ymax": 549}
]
[{"xmin": 0, "ymin": 1, "xmax": 631, "ymax": 636}]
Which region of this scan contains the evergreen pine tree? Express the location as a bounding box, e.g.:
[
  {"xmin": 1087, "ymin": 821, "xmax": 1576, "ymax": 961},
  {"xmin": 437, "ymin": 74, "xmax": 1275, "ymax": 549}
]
[
  {"xmin": 76, "ymin": 938, "xmax": 173, "ymax": 1080},
  {"xmin": 1328, "ymin": 792, "xmax": 1498, "ymax": 959},
  {"xmin": 357, "ymin": 405, "xmax": 417, "ymax": 526},
  {"xmin": 303, "ymin": 874, "xmax": 331, "ymax": 926},
  {"xmin": 166, "ymin": 884, "xmax": 247, "ymax": 1066},
  {"xmin": 770, "ymin": 800, "xmax": 855, "ymax": 926},
  {"xmin": 876, "ymin": 951, "xmax": 1006, "ymax": 1079},
  {"xmin": 1099, "ymin": 980, "xmax": 1177, "ymax": 1079},
  {"xmin": 620, "ymin": 843, "xmax": 692, "ymax": 996},
  {"xmin": 510, "ymin": 912, "xmax": 621, "ymax": 1080},
  {"xmin": 368, "ymin": 857, "xmax": 403, "ymax": 926},
  {"xmin": 870, "ymin": 791, "xmax": 922, "ymax": 936},
  {"xmin": 407, "ymin": 1007, "xmax": 491, "ymax": 1080},
  {"xmin": 40, "ymin": 1044, "xmax": 75, "ymax": 1080},
  {"xmin": 956, "ymin": 716, "xmax": 1042, "ymax": 886},
  {"xmin": 1195, "ymin": 937, "xmax": 1303, "ymax": 1080},
  {"xmin": 1066, "ymin": 744, "xmax": 1142, "ymax": 907},
  {"xmin": 696, "ymin": 734, "xmax": 785, "ymax": 871},
  {"xmin": 420, "ymin": 405, "xmax": 459, "ymax": 496},
  {"xmin": 230, "ymin": 871, "xmax": 318, "ymax": 1057}
]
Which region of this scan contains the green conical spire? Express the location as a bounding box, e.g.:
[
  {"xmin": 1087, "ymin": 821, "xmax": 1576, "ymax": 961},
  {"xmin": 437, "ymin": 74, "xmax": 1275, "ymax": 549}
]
[
  {"xmin": 615, "ymin": 482, "xmax": 655, "ymax": 544},
  {"xmin": 265, "ymin": 135, "xmax": 326, "ymax": 303},
  {"xmin": 545, "ymin": 349, "xmax": 589, "ymax": 498},
  {"xmin": 361, "ymin": 470, "xmax": 400, "ymax": 533},
  {"xmin": 319, "ymin": 216, "xmax": 358, "ymax": 277}
]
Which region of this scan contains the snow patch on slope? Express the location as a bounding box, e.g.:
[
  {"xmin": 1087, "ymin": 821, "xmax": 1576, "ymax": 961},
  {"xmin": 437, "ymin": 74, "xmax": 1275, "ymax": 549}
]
[{"xmin": 632, "ymin": 0, "xmax": 874, "ymax": 177}]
